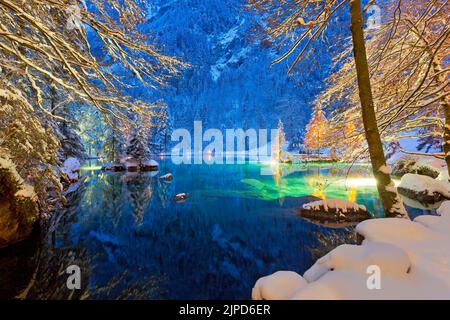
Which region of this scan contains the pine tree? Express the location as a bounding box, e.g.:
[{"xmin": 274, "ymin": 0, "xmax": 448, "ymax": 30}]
[
  {"xmin": 151, "ymin": 107, "xmax": 171, "ymax": 155},
  {"xmin": 104, "ymin": 127, "xmax": 124, "ymax": 163},
  {"xmin": 304, "ymin": 105, "xmax": 329, "ymax": 155},
  {"xmin": 126, "ymin": 122, "xmax": 150, "ymax": 165}
]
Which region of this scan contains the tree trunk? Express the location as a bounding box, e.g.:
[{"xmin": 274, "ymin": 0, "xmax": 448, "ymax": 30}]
[{"xmin": 349, "ymin": 0, "xmax": 407, "ymax": 218}]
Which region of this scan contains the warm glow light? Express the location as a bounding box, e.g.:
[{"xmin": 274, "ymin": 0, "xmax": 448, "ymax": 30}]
[
  {"xmin": 80, "ymin": 165, "xmax": 102, "ymax": 171},
  {"xmin": 269, "ymin": 160, "xmax": 279, "ymax": 166},
  {"xmin": 345, "ymin": 178, "xmax": 377, "ymax": 187},
  {"xmin": 345, "ymin": 178, "xmax": 401, "ymax": 188}
]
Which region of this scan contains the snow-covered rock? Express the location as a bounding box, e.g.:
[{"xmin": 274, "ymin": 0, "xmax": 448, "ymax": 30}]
[
  {"xmin": 436, "ymin": 170, "xmax": 450, "ymax": 182},
  {"xmin": 398, "ymin": 173, "xmax": 450, "ymax": 204},
  {"xmin": 304, "ymin": 242, "xmax": 411, "ymax": 282},
  {"xmin": 121, "ymin": 158, "xmax": 158, "ymax": 172},
  {"xmin": 125, "ymin": 159, "xmax": 139, "ymax": 172},
  {"xmin": 62, "ymin": 157, "xmax": 81, "ymax": 182},
  {"xmin": 252, "ymin": 271, "xmax": 308, "ymax": 300},
  {"xmin": 299, "ymin": 198, "xmax": 371, "ymax": 224},
  {"xmin": 140, "ymin": 159, "xmax": 159, "ymax": 171},
  {"xmin": 160, "ymin": 173, "xmax": 173, "ymax": 182},
  {"xmin": 174, "ymin": 193, "xmax": 190, "ymax": 202},
  {"xmin": 252, "ymin": 201, "xmax": 450, "ymax": 300},
  {"xmin": 102, "ymin": 162, "xmax": 126, "ymax": 172},
  {"xmin": 62, "ymin": 157, "xmax": 81, "ymax": 172},
  {"xmin": 280, "ymin": 151, "xmax": 294, "ymax": 164},
  {"xmin": 392, "ymin": 156, "xmax": 442, "ymax": 178}
]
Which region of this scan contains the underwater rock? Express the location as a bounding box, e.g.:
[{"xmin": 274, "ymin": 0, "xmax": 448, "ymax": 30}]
[
  {"xmin": 160, "ymin": 173, "xmax": 173, "ymax": 182},
  {"xmin": 174, "ymin": 193, "xmax": 190, "ymax": 203},
  {"xmin": 298, "ymin": 198, "xmax": 371, "ymax": 225}
]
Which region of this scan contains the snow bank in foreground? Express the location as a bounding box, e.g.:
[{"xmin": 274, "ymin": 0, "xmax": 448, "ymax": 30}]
[
  {"xmin": 252, "ymin": 201, "xmax": 450, "ymax": 299},
  {"xmin": 398, "ymin": 173, "xmax": 450, "ymax": 198}
]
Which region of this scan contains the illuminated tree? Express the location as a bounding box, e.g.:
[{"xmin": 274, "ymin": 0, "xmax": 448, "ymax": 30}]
[
  {"xmin": 248, "ymin": 0, "xmax": 407, "ymax": 217},
  {"xmin": 304, "ymin": 105, "xmax": 329, "ymax": 155},
  {"xmin": 320, "ymin": 0, "xmax": 449, "ymax": 174},
  {"xmin": 271, "ymin": 119, "xmax": 287, "ymax": 162}
]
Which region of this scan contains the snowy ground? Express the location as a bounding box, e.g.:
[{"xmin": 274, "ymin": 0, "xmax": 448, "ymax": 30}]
[{"xmin": 253, "ymin": 201, "xmax": 450, "ymax": 299}]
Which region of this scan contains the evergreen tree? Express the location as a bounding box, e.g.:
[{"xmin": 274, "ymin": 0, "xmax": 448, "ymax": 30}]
[
  {"xmin": 126, "ymin": 122, "xmax": 151, "ymax": 164},
  {"xmin": 151, "ymin": 107, "xmax": 171, "ymax": 155},
  {"xmin": 104, "ymin": 127, "xmax": 125, "ymax": 163}
]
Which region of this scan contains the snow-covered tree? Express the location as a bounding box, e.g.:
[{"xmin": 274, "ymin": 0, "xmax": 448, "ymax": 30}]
[
  {"xmin": 150, "ymin": 105, "xmax": 171, "ymax": 155},
  {"xmin": 78, "ymin": 109, "xmax": 106, "ymax": 158},
  {"xmin": 0, "ymin": 81, "xmax": 62, "ymax": 212},
  {"xmin": 126, "ymin": 122, "xmax": 151, "ymax": 164},
  {"xmin": 47, "ymin": 87, "xmax": 85, "ymax": 160},
  {"xmin": 289, "ymin": 129, "xmax": 305, "ymax": 153},
  {"xmin": 0, "ymin": 0, "xmax": 186, "ymax": 126},
  {"xmin": 104, "ymin": 127, "xmax": 125, "ymax": 163},
  {"xmin": 319, "ymin": 0, "xmax": 449, "ymax": 172}
]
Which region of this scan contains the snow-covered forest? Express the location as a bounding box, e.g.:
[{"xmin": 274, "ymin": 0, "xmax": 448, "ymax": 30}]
[{"xmin": 0, "ymin": 0, "xmax": 449, "ymax": 300}]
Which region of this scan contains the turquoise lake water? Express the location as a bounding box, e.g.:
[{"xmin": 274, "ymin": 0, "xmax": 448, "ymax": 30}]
[{"xmin": 0, "ymin": 159, "xmax": 433, "ymax": 299}]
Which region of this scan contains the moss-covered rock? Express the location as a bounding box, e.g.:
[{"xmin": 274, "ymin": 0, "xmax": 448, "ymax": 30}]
[{"xmin": 0, "ymin": 156, "xmax": 39, "ymax": 248}]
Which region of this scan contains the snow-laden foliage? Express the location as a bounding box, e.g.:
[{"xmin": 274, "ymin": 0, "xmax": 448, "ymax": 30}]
[
  {"xmin": 0, "ymin": 0, "xmax": 186, "ymax": 126},
  {"xmin": 0, "ymin": 82, "xmax": 62, "ymax": 212},
  {"xmin": 319, "ymin": 0, "xmax": 449, "ymax": 163}
]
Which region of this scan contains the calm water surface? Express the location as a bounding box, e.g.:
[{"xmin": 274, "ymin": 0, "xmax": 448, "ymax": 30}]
[{"xmin": 0, "ymin": 159, "xmax": 433, "ymax": 299}]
